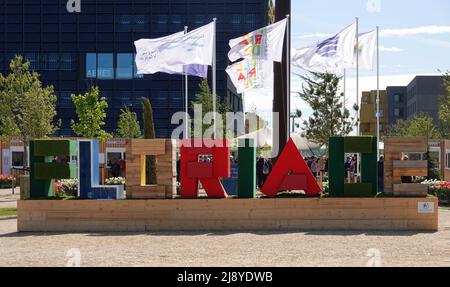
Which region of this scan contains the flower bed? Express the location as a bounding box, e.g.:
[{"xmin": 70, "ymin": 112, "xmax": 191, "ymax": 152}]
[
  {"xmin": 0, "ymin": 175, "xmax": 16, "ymax": 188},
  {"xmin": 55, "ymin": 178, "xmax": 78, "ymax": 198},
  {"xmin": 421, "ymin": 180, "xmax": 450, "ymax": 204},
  {"xmin": 105, "ymin": 177, "xmax": 125, "ymax": 185}
]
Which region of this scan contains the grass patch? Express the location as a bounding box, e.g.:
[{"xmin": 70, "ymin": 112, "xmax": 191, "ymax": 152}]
[{"xmin": 0, "ymin": 208, "xmax": 17, "ymax": 217}]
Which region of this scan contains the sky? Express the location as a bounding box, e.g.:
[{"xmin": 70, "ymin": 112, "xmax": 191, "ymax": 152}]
[{"xmin": 245, "ymin": 0, "xmax": 450, "ymax": 130}]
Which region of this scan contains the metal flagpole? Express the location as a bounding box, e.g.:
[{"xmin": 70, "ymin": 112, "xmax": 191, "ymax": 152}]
[
  {"xmin": 343, "ymin": 68, "xmax": 346, "ymax": 113},
  {"xmin": 212, "ymin": 18, "xmax": 217, "ymax": 139},
  {"xmin": 376, "ymin": 26, "xmax": 380, "ymax": 159},
  {"xmin": 242, "ymin": 92, "xmax": 246, "ymax": 134},
  {"xmin": 356, "ymin": 17, "xmax": 360, "ymax": 136},
  {"xmin": 184, "ymin": 26, "xmax": 189, "ymax": 139},
  {"xmin": 286, "ymin": 14, "xmax": 291, "ymax": 142}
]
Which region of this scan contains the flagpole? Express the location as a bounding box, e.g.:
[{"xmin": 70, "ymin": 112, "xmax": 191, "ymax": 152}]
[
  {"xmin": 343, "ymin": 68, "xmax": 346, "ymax": 113},
  {"xmin": 286, "ymin": 14, "xmax": 291, "ymax": 142},
  {"xmin": 212, "ymin": 18, "xmax": 217, "ymax": 139},
  {"xmin": 376, "ymin": 26, "xmax": 380, "ymax": 159},
  {"xmin": 356, "ymin": 17, "xmax": 360, "ymax": 136},
  {"xmin": 184, "ymin": 26, "xmax": 189, "ymax": 139},
  {"xmin": 242, "ymin": 92, "xmax": 246, "ymax": 134}
]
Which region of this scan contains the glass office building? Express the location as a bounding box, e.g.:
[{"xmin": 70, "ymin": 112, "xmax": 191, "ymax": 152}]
[{"xmin": 0, "ymin": 0, "xmax": 268, "ymax": 137}]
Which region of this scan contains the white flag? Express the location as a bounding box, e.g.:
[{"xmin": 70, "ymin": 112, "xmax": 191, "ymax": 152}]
[
  {"xmin": 291, "ymin": 22, "xmax": 357, "ymax": 74},
  {"xmin": 161, "ymin": 22, "xmax": 215, "ymax": 66},
  {"xmin": 226, "ymin": 59, "xmax": 273, "ymax": 94},
  {"xmin": 356, "ymin": 30, "xmax": 377, "ymax": 70},
  {"xmin": 228, "ymin": 19, "xmax": 287, "ymax": 63},
  {"xmin": 135, "ymin": 31, "xmax": 186, "ymax": 75}
]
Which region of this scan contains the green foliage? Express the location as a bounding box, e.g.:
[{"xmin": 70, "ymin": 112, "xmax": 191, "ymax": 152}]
[
  {"xmin": 70, "ymin": 85, "xmax": 112, "ymax": 140},
  {"xmin": 438, "ymin": 72, "xmax": 450, "ymax": 139},
  {"xmin": 115, "ymin": 107, "xmax": 142, "ymax": 139},
  {"xmin": 297, "ymin": 73, "xmax": 357, "ymax": 148},
  {"xmin": 0, "ymin": 55, "xmax": 58, "ymax": 138},
  {"xmin": 268, "ymin": 0, "xmax": 275, "ymax": 24},
  {"xmin": 142, "ymin": 97, "xmax": 157, "ymax": 185},
  {"xmin": 386, "ymin": 114, "xmax": 441, "ymax": 139},
  {"xmin": 191, "ymin": 79, "xmax": 230, "ymax": 138}
]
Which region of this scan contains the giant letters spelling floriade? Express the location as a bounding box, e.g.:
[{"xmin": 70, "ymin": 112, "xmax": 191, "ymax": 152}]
[{"xmin": 29, "ymin": 137, "xmax": 385, "ymax": 199}]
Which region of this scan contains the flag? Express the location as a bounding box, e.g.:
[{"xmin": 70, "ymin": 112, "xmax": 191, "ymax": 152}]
[
  {"xmin": 291, "ymin": 22, "xmax": 357, "ymax": 74},
  {"xmin": 135, "ymin": 31, "xmax": 185, "ymax": 75},
  {"xmin": 228, "ymin": 19, "xmax": 287, "ymax": 63},
  {"xmin": 161, "ymin": 22, "xmax": 215, "ymax": 66},
  {"xmin": 226, "ymin": 59, "xmax": 273, "ymax": 94},
  {"xmin": 134, "ymin": 23, "xmax": 214, "ymax": 77},
  {"xmin": 355, "ymin": 30, "xmax": 377, "ymax": 70}
]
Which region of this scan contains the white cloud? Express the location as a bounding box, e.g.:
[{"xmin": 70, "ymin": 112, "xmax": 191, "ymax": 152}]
[
  {"xmin": 380, "ymin": 25, "xmax": 450, "ymax": 37},
  {"xmin": 379, "ymin": 46, "xmax": 404, "ymax": 52}
]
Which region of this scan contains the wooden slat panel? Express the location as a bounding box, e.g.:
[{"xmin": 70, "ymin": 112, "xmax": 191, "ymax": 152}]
[{"xmin": 17, "ymin": 198, "xmax": 439, "ymax": 232}]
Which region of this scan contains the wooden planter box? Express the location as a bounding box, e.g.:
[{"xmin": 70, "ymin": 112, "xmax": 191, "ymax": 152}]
[{"xmin": 17, "ymin": 197, "xmax": 439, "ymax": 232}]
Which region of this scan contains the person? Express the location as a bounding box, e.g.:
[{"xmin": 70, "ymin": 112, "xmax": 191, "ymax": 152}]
[
  {"xmin": 310, "ymin": 157, "xmax": 318, "ymax": 179},
  {"xmin": 119, "ymin": 158, "xmax": 126, "ymax": 177},
  {"xmin": 345, "ymin": 157, "xmax": 352, "ymax": 182},
  {"xmin": 350, "ymin": 156, "xmax": 358, "ymax": 183},
  {"xmin": 401, "ymin": 155, "xmax": 413, "ymax": 183},
  {"xmin": 111, "ymin": 159, "xmax": 121, "ymax": 177},
  {"xmin": 256, "ymin": 156, "xmax": 264, "ymax": 189},
  {"xmin": 262, "ymin": 159, "xmax": 272, "ymax": 186},
  {"xmin": 377, "ymin": 155, "xmax": 384, "ymax": 193}
]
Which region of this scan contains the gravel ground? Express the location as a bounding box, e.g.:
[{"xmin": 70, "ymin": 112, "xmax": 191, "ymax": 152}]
[{"xmin": 1, "ymin": 207, "xmax": 449, "ymax": 267}]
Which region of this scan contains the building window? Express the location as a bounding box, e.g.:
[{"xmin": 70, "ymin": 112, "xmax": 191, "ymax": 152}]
[
  {"xmin": 394, "ymin": 94, "xmax": 400, "ymax": 103},
  {"xmin": 11, "ymin": 151, "xmax": 24, "ymax": 168},
  {"xmin": 97, "ymin": 53, "xmax": 114, "ymax": 79},
  {"xmin": 116, "ymin": 53, "xmax": 133, "ymax": 79},
  {"xmin": 394, "ymin": 108, "xmax": 400, "ymax": 117},
  {"xmin": 376, "ymin": 109, "xmax": 384, "ymax": 118},
  {"xmin": 379, "ymin": 124, "xmax": 384, "ymax": 132},
  {"xmin": 86, "ymin": 53, "xmax": 97, "ymax": 78}
]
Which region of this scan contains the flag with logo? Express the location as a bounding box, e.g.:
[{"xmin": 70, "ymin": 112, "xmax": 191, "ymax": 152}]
[
  {"xmin": 291, "ymin": 21, "xmax": 357, "ymax": 74},
  {"xmin": 355, "ymin": 30, "xmax": 377, "ymax": 70},
  {"xmin": 226, "ymin": 59, "xmax": 273, "ymax": 93},
  {"xmin": 135, "ymin": 23, "xmax": 214, "ymax": 77},
  {"xmin": 161, "ymin": 22, "xmax": 215, "ymax": 66},
  {"xmin": 228, "ymin": 19, "xmax": 287, "ymax": 63}
]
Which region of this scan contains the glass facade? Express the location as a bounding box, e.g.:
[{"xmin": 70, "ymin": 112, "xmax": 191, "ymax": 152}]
[{"xmin": 0, "ymin": 0, "xmax": 268, "ymax": 137}]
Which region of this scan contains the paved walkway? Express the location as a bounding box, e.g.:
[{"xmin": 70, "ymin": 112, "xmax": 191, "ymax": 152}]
[
  {"xmin": 1, "ymin": 206, "xmax": 449, "ymax": 267},
  {"xmin": 0, "ymin": 188, "xmax": 19, "ymax": 209}
]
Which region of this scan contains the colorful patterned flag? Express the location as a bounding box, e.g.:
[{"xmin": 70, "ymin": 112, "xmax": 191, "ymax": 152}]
[
  {"xmin": 228, "ymin": 19, "xmax": 287, "ymax": 63},
  {"xmin": 226, "ymin": 59, "xmax": 273, "ymax": 93}
]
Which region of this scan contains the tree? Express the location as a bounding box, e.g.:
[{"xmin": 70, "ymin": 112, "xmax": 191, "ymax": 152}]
[
  {"xmin": 191, "ymin": 79, "xmax": 230, "ymax": 138},
  {"xmin": 0, "ymin": 55, "xmax": 59, "ymax": 167},
  {"xmin": 0, "ymin": 55, "xmax": 58, "ymax": 138},
  {"xmin": 297, "ymin": 73, "xmax": 357, "ymax": 148},
  {"xmin": 438, "ymin": 72, "xmax": 450, "ymax": 139},
  {"xmin": 386, "ymin": 114, "xmax": 441, "ymax": 139},
  {"xmin": 115, "ymin": 107, "xmax": 141, "ymax": 139},
  {"xmin": 142, "ymin": 97, "xmax": 157, "ymax": 184},
  {"xmin": 70, "ymin": 85, "xmax": 112, "ymax": 140},
  {"xmin": 268, "ymin": 0, "xmax": 275, "ymax": 24}
]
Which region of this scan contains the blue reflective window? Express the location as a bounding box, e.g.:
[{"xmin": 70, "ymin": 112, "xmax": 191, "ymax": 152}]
[
  {"xmin": 86, "ymin": 53, "xmax": 97, "ymax": 78},
  {"xmin": 97, "ymin": 53, "xmax": 114, "ymax": 79},
  {"xmin": 116, "ymin": 53, "xmax": 133, "ymax": 79},
  {"xmin": 133, "ymin": 54, "xmax": 144, "ymax": 79}
]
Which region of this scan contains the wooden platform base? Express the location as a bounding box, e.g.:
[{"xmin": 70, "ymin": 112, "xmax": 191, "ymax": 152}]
[{"xmin": 17, "ymin": 197, "xmax": 439, "ymax": 232}]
